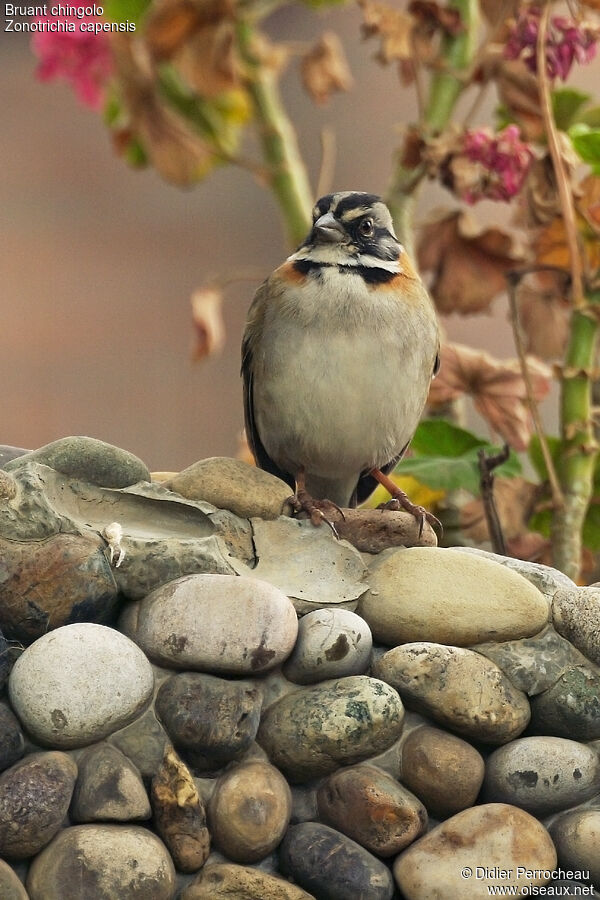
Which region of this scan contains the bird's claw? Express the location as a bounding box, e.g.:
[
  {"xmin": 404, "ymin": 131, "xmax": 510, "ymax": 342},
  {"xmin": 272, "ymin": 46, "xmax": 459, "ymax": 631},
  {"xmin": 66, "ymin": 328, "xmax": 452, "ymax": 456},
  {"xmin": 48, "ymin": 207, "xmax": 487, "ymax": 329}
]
[
  {"xmin": 377, "ymin": 496, "xmax": 442, "ymax": 539},
  {"xmin": 288, "ymin": 490, "xmax": 345, "ymax": 539}
]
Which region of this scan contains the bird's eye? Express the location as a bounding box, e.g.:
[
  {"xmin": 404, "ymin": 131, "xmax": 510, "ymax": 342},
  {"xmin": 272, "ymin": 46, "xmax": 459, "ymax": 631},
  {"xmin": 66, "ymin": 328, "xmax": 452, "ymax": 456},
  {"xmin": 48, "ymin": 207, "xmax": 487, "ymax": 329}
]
[{"xmin": 358, "ymin": 218, "xmax": 374, "ymax": 238}]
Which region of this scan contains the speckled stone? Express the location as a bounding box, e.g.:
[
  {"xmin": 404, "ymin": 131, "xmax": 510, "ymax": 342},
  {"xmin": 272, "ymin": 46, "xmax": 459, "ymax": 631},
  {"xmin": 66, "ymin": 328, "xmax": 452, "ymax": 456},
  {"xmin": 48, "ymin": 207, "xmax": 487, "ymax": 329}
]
[
  {"xmin": 0, "ymin": 859, "xmax": 28, "ymax": 900},
  {"xmin": 0, "ymin": 751, "xmax": 77, "ymax": 859},
  {"xmin": 0, "ymin": 445, "xmax": 29, "ymax": 468},
  {"xmin": 281, "ymin": 822, "xmax": 394, "ymax": 900},
  {"xmin": 394, "ymin": 803, "xmax": 557, "ymax": 899},
  {"xmin": 0, "ymin": 704, "xmax": 24, "ymax": 773},
  {"xmin": 257, "ymin": 675, "xmax": 404, "ymax": 782},
  {"xmin": 9, "ymin": 624, "xmax": 154, "ymax": 748},
  {"xmin": 400, "ymin": 726, "xmax": 485, "ymax": 818},
  {"xmin": 373, "ymin": 643, "xmax": 530, "ymax": 745},
  {"xmin": 128, "ymin": 574, "xmax": 298, "ymax": 674},
  {"xmin": 166, "ymin": 457, "xmax": 293, "ymax": 520},
  {"xmin": 472, "ymin": 624, "xmax": 590, "ymax": 696},
  {"xmin": 108, "ymin": 705, "xmax": 170, "ymax": 780},
  {"xmin": 553, "ymin": 586, "xmax": 600, "ymax": 667},
  {"xmin": 359, "ymin": 547, "xmax": 548, "ymax": 647},
  {"xmin": 530, "ymin": 665, "xmax": 600, "ymax": 741},
  {"xmin": 317, "ymin": 763, "xmax": 427, "ymax": 856},
  {"xmin": 283, "ymin": 608, "xmax": 372, "ymax": 684},
  {"xmin": 151, "ymin": 747, "xmax": 210, "ymax": 874},
  {"xmin": 483, "ymin": 737, "xmax": 600, "ymax": 815},
  {"xmin": 26, "ymin": 824, "xmax": 176, "ymax": 900},
  {"xmin": 549, "ymin": 810, "xmax": 600, "ymax": 888},
  {"xmin": 155, "ymin": 672, "xmax": 262, "ymax": 771},
  {"xmin": 4, "ymin": 436, "xmax": 150, "ymax": 487},
  {"xmin": 0, "ymin": 532, "xmax": 120, "ymax": 642},
  {"xmin": 209, "ymin": 761, "xmax": 291, "ymax": 863},
  {"xmin": 180, "ymin": 863, "xmax": 316, "ymax": 899},
  {"xmin": 70, "ymin": 743, "xmax": 150, "ymax": 823}
]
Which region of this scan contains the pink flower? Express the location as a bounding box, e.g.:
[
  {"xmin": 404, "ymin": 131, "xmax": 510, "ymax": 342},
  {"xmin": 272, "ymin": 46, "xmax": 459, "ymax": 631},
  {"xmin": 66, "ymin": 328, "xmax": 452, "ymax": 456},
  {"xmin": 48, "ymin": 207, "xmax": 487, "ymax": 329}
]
[
  {"xmin": 31, "ymin": 14, "xmax": 113, "ymax": 110},
  {"xmin": 504, "ymin": 6, "xmax": 598, "ymax": 81},
  {"xmin": 460, "ymin": 125, "xmax": 534, "ymax": 204}
]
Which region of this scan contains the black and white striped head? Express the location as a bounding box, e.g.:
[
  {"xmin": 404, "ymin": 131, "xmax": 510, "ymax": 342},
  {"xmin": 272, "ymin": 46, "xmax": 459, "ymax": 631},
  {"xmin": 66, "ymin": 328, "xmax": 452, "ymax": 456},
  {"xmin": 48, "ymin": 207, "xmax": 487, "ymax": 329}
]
[{"xmin": 299, "ymin": 192, "xmax": 402, "ymax": 270}]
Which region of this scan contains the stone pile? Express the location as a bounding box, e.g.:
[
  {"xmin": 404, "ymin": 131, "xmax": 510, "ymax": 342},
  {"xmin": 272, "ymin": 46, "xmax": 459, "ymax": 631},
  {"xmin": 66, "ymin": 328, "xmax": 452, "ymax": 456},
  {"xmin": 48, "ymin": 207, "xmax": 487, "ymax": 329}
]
[{"xmin": 0, "ymin": 437, "xmax": 599, "ymax": 899}]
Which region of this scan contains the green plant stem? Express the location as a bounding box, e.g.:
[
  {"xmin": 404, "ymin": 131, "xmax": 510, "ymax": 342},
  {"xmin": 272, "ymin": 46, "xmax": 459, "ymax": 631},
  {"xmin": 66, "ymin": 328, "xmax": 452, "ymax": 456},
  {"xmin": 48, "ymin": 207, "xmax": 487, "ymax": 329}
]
[
  {"xmin": 236, "ymin": 19, "xmax": 313, "ymax": 246},
  {"xmin": 386, "ymin": 0, "xmax": 480, "ymax": 250},
  {"xmin": 552, "ymin": 300, "xmax": 600, "ymax": 580}
]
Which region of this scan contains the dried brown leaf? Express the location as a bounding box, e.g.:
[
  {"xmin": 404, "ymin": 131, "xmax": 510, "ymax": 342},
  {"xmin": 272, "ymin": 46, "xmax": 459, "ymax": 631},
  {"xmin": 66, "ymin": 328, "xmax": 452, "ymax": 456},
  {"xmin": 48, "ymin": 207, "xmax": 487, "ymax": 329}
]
[
  {"xmin": 417, "ymin": 209, "xmax": 527, "ymax": 314},
  {"xmin": 191, "ymin": 286, "xmax": 226, "ymax": 360},
  {"xmin": 408, "ymin": 0, "xmax": 463, "ymax": 36},
  {"xmin": 428, "ymin": 342, "xmax": 552, "ymax": 449},
  {"xmin": 145, "ymin": 0, "xmax": 234, "ymax": 60},
  {"xmin": 479, "ymin": 0, "xmax": 522, "ymax": 24},
  {"xmin": 515, "ymin": 270, "xmax": 570, "ymax": 360},
  {"xmin": 359, "ymin": 0, "xmax": 415, "ymax": 63},
  {"xmin": 301, "ymin": 32, "xmax": 353, "ymax": 105},
  {"xmin": 174, "ymin": 22, "xmax": 239, "ymax": 95},
  {"xmin": 495, "ymin": 57, "xmax": 543, "ymax": 143},
  {"xmin": 535, "ymin": 176, "xmax": 600, "ymax": 282}
]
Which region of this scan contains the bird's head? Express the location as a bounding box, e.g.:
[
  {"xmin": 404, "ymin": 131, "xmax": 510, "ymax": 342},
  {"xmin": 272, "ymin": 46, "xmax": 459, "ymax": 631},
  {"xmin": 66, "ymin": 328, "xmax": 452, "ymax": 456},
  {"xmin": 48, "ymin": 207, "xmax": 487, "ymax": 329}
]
[{"xmin": 301, "ymin": 192, "xmax": 402, "ymax": 267}]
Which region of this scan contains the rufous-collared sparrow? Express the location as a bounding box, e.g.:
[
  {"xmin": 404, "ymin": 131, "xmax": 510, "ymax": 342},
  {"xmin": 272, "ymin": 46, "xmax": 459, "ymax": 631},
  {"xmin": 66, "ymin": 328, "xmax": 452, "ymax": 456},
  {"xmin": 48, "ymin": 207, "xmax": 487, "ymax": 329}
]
[{"xmin": 242, "ymin": 191, "xmax": 440, "ymax": 532}]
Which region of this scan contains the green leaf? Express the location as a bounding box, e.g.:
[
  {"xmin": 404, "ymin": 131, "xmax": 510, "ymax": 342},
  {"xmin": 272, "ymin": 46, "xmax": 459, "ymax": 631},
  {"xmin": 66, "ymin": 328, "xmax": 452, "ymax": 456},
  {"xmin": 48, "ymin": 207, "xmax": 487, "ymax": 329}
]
[
  {"xmin": 568, "ymin": 124, "xmax": 600, "ymax": 173},
  {"xmin": 410, "ymin": 419, "xmax": 486, "ymax": 457},
  {"xmin": 528, "ymin": 507, "xmax": 551, "ymax": 538},
  {"xmin": 528, "ymin": 434, "xmax": 562, "ymax": 482},
  {"xmin": 103, "ymin": 0, "xmax": 151, "ymax": 24},
  {"xmin": 577, "ymin": 106, "xmax": 600, "ymax": 129},
  {"xmin": 395, "ymin": 420, "xmax": 522, "ymax": 494},
  {"xmin": 552, "ymin": 87, "xmax": 591, "ymax": 131}
]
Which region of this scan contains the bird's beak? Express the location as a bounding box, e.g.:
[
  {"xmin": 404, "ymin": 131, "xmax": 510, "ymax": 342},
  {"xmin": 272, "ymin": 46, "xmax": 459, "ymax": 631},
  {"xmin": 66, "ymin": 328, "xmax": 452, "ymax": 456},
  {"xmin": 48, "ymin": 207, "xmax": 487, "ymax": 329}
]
[{"xmin": 312, "ymin": 212, "xmax": 346, "ymax": 244}]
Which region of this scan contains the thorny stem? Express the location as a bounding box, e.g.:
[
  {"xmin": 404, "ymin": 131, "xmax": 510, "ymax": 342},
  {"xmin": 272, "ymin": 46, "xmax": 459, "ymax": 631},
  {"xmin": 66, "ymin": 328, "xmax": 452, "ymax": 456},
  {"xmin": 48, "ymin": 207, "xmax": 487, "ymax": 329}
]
[
  {"xmin": 236, "ymin": 18, "xmax": 313, "ymax": 247},
  {"xmin": 386, "ymin": 0, "xmax": 480, "ymax": 253}
]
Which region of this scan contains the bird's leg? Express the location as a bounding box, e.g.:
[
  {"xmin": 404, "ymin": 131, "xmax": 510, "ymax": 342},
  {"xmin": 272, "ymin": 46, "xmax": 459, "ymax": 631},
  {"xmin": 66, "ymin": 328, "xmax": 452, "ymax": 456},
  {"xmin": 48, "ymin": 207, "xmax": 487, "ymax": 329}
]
[
  {"xmin": 370, "ymin": 467, "xmax": 442, "ymax": 538},
  {"xmin": 288, "ymin": 467, "xmax": 345, "ymax": 538}
]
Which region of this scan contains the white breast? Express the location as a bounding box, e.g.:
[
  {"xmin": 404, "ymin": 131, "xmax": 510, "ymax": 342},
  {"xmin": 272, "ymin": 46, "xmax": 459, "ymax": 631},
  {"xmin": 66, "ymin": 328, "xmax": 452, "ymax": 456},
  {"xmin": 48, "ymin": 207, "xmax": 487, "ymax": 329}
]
[{"xmin": 252, "ymin": 268, "xmax": 438, "ymax": 504}]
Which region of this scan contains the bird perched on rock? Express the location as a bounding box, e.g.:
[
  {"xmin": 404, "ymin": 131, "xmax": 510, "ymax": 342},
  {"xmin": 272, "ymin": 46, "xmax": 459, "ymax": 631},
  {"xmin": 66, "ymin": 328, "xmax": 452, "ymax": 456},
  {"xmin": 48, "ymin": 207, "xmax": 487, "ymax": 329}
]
[{"xmin": 242, "ymin": 191, "xmax": 440, "ymax": 533}]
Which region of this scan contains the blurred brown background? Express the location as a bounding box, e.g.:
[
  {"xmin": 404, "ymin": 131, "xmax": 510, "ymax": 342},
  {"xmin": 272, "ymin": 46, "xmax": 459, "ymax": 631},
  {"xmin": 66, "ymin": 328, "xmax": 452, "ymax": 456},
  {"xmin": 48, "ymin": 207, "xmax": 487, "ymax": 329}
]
[{"xmin": 3, "ymin": 6, "xmax": 585, "ymax": 472}]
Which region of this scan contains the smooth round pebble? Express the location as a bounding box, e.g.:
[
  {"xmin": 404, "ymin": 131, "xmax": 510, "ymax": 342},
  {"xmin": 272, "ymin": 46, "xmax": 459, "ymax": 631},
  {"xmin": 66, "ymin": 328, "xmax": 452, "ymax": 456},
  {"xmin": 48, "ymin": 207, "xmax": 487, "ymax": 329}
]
[
  {"xmin": 0, "ymin": 859, "xmax": 28, "ymax": 900},
  {"xmin": 166, "ymin": 457, "xmax": 293, "ymax": 520},
  {"xmin": 317, "ymin": 763, "xmax": 427, "ymax": 856},
  {"xmin": 400, "ymin": 726, "xmax": 485, "ymax": 818},
  {"xmin": 70, "ymin": 743, "xmax": 150, "ymax": 822},
  {"xmin": 483, "ymin": 737, "xmax": 600, "ymax": 815},
  {"xmin": 0, "ymin": 752, "xmax": 77, "ymax": 859},
  {"xmin": 359, "ymin": 547, "xmax": 549, "ymax": 647},
  {"xmin": 209, "ymin": 761, "xmax": 291, "ymax": 863},
  {"xmin": 108, "ymin": 706, "xmax": 170, "ymax": 780},
  {"xmin": 394, "ymin": 803, "xmax": 557, "ymax": 899},
  {"xmin": 283, "ymin": 608, "xmax": 372, "ymax": 684},
  {"xmin": 4, "ymin": 436, "xmax": 151, "ymax": 487},
  {"xmin": 180, "ymin": 862, "xmax": 315, "ymax": 899},
  {"xmin": 257, "ymin": 675, "xmax": 404, "ymax": 782},
  {"xmin": 280, "ymin": 822, "xmax": 394, "ymax": 900},
  {"xmin": 155, "ymin": 672, "xmax": 262, "ymax": 771},
  {"xmin": 549, "ymin": 810, "xmax": 600, "ymax": 887},
  {"xmin": 26, "ymin": 825, "xmax": 176, "ymax": 900},
  {"xmin": 374, "ymin": 643, "xmax": 530, "ymax": 744},
  {"xmin": 129, "ymin": 574, "xmax": 298, "ymax": 674},
  {"xmin": 9, "ymin": 624, "xmax": 154, "ymax": 748}
]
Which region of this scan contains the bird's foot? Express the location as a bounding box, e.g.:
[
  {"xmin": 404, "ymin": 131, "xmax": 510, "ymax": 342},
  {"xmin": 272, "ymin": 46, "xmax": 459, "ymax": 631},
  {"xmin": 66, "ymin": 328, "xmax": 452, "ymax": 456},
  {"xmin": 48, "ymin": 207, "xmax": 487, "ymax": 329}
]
[
  {"xmin": 377, "ymin": 491, "xmax": 442, "ymax": 539},
  {"xmin": 288, "ymin": 489, "xmax": 345, "ymax": 538}
]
